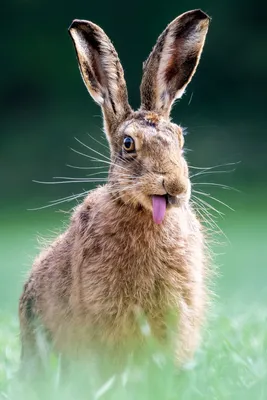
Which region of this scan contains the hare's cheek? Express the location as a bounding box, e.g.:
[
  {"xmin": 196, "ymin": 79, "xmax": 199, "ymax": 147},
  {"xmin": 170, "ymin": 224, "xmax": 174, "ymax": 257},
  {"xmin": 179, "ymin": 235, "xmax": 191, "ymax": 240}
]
[
  {"xmin": 185, "ymin": 180, "xmax": 192, "ymax": 201},
  {"xmin": 178, "ymin": 131, "xmax": 184, "ymax": 148},
  {"xmin": 181, "ymin": 157, "xmax": 189, "ymax": 178}
]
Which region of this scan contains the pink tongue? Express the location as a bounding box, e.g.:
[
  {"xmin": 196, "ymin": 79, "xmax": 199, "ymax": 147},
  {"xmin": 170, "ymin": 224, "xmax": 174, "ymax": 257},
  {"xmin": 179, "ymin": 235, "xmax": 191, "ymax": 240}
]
[{"xmin": 152, "ymin": 195, "xmax": 167, "ymax": 224}]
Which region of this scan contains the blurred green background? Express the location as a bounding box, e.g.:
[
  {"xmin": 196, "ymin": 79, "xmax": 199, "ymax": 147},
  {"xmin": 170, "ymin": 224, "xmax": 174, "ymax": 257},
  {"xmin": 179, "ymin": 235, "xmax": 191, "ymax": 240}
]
[
  {"xmin": 1, "ymin": 0, "xmax": 266, "ymax": 315},
  {"xmin": 0, "ymin": 1, "xmax": 267, "ymax": 398}
]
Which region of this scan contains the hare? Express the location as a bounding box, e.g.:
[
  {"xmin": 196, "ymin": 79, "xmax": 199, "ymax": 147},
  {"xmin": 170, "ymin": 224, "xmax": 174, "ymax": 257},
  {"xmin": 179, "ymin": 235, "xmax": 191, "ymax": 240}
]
[{"xmin": 19, "ymin": 9, "xmax": 211, "ymax": 368}]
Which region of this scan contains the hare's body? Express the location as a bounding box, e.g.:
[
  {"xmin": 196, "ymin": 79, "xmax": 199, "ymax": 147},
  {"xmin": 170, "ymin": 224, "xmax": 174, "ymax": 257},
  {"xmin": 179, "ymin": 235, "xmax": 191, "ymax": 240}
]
[
  {"xmin": 20, "ymin": 185, "xmax": 207, "ymax": 361},
  {"xmin": 20, "ymin": 10, "xmax": 211, "ymax": 365}
]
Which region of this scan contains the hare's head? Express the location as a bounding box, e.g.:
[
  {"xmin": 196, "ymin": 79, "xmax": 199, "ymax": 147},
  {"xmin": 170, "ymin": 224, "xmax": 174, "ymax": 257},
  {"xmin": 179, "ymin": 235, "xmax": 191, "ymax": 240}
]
[{"xmin": 69, "ymin": 9, "xmax": 210, "ymax": 224}]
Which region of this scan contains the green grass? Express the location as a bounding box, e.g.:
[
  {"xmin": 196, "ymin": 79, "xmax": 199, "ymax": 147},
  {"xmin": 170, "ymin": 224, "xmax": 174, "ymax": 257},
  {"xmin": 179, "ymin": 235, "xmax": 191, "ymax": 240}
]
[
  {"xmin": 0, "ymin": 307, "xmax": 266, "ymax": 399},
  {"xmin": 0, "ymin": 195, "xmax": 267, "ymax": 399}
]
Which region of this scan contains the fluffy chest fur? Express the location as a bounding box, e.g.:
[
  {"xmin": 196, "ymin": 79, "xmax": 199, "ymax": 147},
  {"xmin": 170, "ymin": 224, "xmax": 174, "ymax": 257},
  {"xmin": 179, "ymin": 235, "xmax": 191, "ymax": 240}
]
[
  {"xmin": 29, "ymin": 187, "xmax": 206, "ymax": 355},
  {"xmin": 68, "ymin": 188, "xmax": 203, "ymax": 326}
]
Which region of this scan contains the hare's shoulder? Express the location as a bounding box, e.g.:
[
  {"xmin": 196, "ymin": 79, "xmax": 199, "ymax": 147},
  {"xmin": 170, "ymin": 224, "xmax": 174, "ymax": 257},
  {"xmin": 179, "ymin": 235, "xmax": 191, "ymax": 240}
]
[{"xmin": 71, "ymin": 185, "xmax": 108, "ymax": 226}]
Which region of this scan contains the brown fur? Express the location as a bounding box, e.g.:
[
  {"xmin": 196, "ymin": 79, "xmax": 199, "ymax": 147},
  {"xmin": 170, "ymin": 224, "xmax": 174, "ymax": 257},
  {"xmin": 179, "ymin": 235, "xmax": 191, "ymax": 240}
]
[{"xmin": 19, "ymin": 9, "xmax": 211, "ymax": 366}]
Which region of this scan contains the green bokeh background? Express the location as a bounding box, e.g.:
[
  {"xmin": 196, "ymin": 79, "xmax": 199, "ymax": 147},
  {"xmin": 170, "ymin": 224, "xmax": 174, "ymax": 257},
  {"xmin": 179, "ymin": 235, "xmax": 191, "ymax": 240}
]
[{"xmin": 1, "ymin": 0, "xmax": 266, "ymax": 316}]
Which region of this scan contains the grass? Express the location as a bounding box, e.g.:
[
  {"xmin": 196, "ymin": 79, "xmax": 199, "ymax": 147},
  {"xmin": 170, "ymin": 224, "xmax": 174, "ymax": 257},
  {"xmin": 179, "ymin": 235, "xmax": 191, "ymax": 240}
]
[
  {"xmin": 0, "ymin": 307, "xmax": 266, "ymax": 399},
  {"xmin": 0, "ymin": 195, "xmax": 267, "ymax": 399}
]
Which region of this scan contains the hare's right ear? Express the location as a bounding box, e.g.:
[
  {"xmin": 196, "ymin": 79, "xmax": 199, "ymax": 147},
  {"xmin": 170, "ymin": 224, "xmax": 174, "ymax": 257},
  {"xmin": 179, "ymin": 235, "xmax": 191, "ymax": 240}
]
[
  {"xmin": 140, "ymin": 10, "xmax": 210, "ymax": 119},
  {"xmin": 69, "ymin": 20, "xmax": 132, "ymax": 137}
]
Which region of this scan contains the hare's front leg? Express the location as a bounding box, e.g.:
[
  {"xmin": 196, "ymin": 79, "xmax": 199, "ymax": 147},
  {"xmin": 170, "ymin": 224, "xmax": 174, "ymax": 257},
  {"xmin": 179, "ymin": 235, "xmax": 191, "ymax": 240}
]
[
  {"xmin": 19, "ymin": 283, "xmax": 41, "ymax": 373},
  {"xmin": 19, "ymin": 279, "xmax": 50, "ymax": 374},
  {"xmin": 175, "ymin": 283, "xmax": 208, "ymax": 365},
  {"xmin": 146, "ymin": 310, "xmax": 168, "ymax": 343}
]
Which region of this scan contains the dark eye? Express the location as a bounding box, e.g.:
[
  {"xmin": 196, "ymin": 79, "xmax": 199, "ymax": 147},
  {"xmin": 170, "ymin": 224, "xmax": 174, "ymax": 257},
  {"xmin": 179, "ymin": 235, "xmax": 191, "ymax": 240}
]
[{"xmin": 123, "ymin": 136, "xmax": 135, "ymax": 152}]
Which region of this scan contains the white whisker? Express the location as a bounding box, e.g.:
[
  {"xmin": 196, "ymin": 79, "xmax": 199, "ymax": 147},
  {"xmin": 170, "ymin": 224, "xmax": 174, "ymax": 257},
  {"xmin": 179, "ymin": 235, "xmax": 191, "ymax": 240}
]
[
  {"xmin": 193, "ymin": 190, "xmax": 235, "ymax": 212},
  {"xmin": 192, "ymin": 182, "xmax": 239, "ymax": 192},
  {"xmin": 192, "ymin": 194, "xmax": 224, "ymax": 217},
  {"xmin": 53, "ymin": 171, "xmax": 108, "ymax": 180},
  {"xmin": 70, "ymin": 148, "xmax": 129, "ymax": 172},
  {"xmin": 74, "ymin": 137, "xmax": 111, "ymax": 162},
  {"xmin": 49, "ymin": 191, "xmax": 88, "ymax": 204},
  {"xmin": 70, "ymin": 147, "xmax": 106, "ymax": 162},
  {"xmin": 28, "ymin": 192, "xmax": 87, "ymax": 211},
  {"xmin": 192, "ymin": 196, "xmax": 228, "ymax": 242},
  {"xmin": 33, "ymin": 179, "xmax": 107, "ymax": 185},
  {"xmin": 87, "ymin": 133, "xmax": 110, "ymax": 151},
  {"xmin": 190, "ymin": 169, "xmax": 236, "ymax": 179},
  {"xmin": 191, "ymin": 199, "xmax": 215, "ymax": 231},
  {"xmin": 189, "ymin": 161, "xmax": 240, "ymax": 170},
  {"xmin": 66, "ymin": 164, "xmax": 107, "ymax": 170}
]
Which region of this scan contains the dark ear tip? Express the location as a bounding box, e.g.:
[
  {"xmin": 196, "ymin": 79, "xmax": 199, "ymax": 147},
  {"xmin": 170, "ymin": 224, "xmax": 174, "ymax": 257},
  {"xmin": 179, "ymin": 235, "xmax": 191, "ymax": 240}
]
[
  {"xmin": 183, "ymin": 9, "xmax": 211, "ymax": 24},
  {"xmin": 192, "ymin": 9, "xmax": 211, "ymax": 21},
  {"xmin": 68, "ymin": 19, "xmax": 93, "ymax": 33},
  {"xmin": 68, "ymin": 19, "xmax": 80, "ymax": 32}
]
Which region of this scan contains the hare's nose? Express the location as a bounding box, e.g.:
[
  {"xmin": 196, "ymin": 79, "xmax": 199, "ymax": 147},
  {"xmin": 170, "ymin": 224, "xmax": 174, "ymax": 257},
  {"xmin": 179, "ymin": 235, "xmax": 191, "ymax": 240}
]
[{"xmin": 163, "ymin": 175, "xmax": 188, "ymax": 197}]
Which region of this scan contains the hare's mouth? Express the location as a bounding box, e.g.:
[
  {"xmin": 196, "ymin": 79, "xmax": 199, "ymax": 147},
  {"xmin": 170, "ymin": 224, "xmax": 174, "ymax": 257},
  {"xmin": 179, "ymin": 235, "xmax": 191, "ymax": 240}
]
[
  {"xmin": 151, "ymin": 194, "xmax": 178, "ymax": 224},
  {"xmin": 165, "ymin": 194, "xmax": 179, "ymax": 206}
]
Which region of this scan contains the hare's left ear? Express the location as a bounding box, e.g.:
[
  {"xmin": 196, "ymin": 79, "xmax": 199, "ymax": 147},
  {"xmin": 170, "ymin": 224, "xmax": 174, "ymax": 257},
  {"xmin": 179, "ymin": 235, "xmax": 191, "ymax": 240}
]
[
  {"xmin": 69, "ymin": 20, "xmax": 132, "ymax": 137},
  {"xmin": 140, "ymin": 9, "xmax": 210, "ymax": 119}
]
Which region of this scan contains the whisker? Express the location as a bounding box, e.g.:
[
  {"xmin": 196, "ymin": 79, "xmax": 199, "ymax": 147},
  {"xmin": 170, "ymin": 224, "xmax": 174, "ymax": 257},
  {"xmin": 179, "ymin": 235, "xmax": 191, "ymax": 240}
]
[
  {"xmin": 70, "ymin": 147, "xmax": 106, "ymax": 162},
  {"xmin": 190, "ymin": 169, "xmax": 236, "ymax": 179},
  {"xmin": 66, "ymin": 164, "xmax": 108, "ymax": 170},
  {"xmin": 53, "ymin": 171, "xmax": 108, "ymax": 180},
  {"xmin": 192, "ymin": 196, "xmax": 228, "ymax": 242},
  {"xmin": 193, "ymin": 190, "xmax": 235, "ymax": 212},
  {"xmin": 192, "ymin": 194, "xmax": 224, "ymax": 217},
  {"xmin": 192, "ymin": 182, "xmax": 239, "ymax": 192},
  {"xmin": 189, "ymin": 161, "xmax": 240, "ymax": 170},
  {"xmin": 86, "ymin": 170, "xmax": 108, "ymax": 177},
  {"xmin": 191, "ymin": 199, "xmax": 216, "ymax": 232},
  {"xmin": 30, "ymin": 181, "xmax": 133, "ymax": 211},
  {"xmin": 199, "ymin": 209, "xmax": 226, "ymax": 240},
  {"xmin": 28, "ymin": 192, "xmax": 87, "ymax": 211},
  {"xmin": 74, "ymin": 137, "xmax": 111, "ymax": 162},
  {"xmin": 49, "ymin": 191, "xmax": 88, "ymax": 204},
  {"xmin": 70, "ymin": 148, "xmax": 129, "ymax": 172},
  {"xmin": 188, "ymin": 92, "xmax": 194, "ymax": 105},
  {"xmin": 193, "ymin": 199, "xmax": 219, "ymax": 226},
  {"xmin": 87, "ymin": 133, "xmax": 110, "ymax": 151},
  {"xmin": 109, "ymin": 189, "xmax": 139, "ymax": 209},
  {"xmin": 33, "ymin": 179, "xmax": 107, "ymax": 185}
]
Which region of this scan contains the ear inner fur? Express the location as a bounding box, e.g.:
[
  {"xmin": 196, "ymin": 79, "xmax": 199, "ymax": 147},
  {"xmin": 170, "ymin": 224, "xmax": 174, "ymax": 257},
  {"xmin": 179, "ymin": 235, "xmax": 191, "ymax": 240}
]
[
  {"xmin": 69, "ymin": 20, "xmax": 132, "ymax": 137},
  {"xmin": 140, "ymin": 9, "xmax": 210, "ymax": 119}
]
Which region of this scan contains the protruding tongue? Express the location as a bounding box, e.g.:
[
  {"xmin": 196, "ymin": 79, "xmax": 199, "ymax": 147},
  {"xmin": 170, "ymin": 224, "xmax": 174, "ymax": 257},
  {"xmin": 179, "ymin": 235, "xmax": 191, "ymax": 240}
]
[{"xmin": 152, "ymin": 195, "xmax": 167, "ymax": 224}]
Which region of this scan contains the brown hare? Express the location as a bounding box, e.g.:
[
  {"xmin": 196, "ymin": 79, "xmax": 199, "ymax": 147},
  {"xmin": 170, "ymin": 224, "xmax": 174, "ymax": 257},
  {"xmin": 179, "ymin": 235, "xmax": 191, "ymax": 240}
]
[{"xmin": 19, "ymin": 9, "xmax": 211, "ymax": 368}]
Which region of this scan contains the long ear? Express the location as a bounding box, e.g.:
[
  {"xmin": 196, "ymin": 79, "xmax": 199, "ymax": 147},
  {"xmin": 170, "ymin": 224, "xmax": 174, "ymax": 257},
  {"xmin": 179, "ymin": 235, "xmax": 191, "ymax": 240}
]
[
  {"xmin": 69, "ymin": 20, "xmax": 132, "ymax": 136},
  {"xmin": 140, "ymin": 9, "xmax": 210, "ymax": 119}
]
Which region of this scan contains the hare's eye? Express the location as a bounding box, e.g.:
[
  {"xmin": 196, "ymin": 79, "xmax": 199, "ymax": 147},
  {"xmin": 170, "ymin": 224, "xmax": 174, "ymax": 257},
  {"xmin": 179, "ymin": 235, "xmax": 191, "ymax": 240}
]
[{"xmin": 123, "ymin": 136, "xmax": 135, "ymax": 152}]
